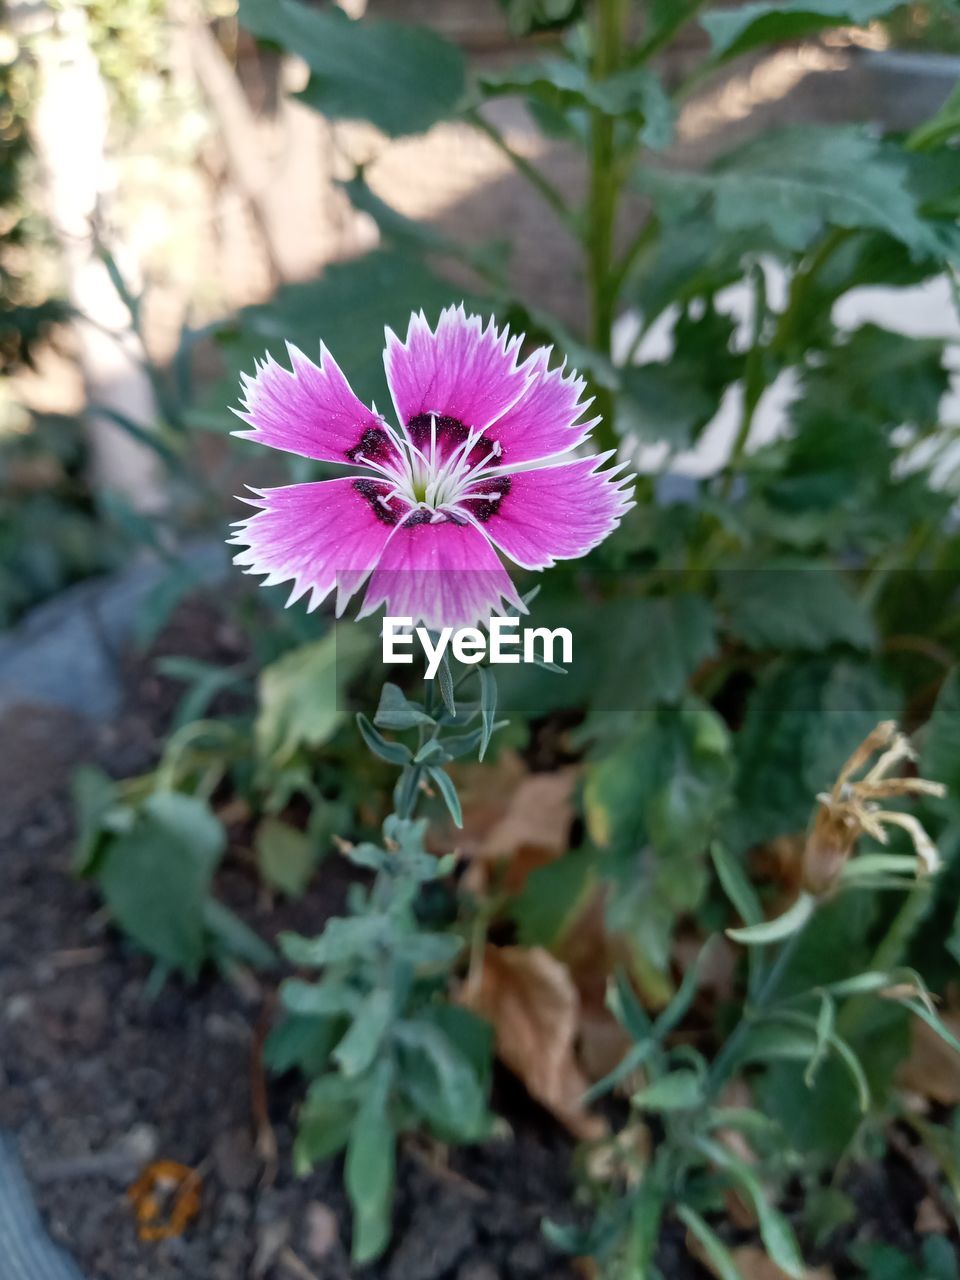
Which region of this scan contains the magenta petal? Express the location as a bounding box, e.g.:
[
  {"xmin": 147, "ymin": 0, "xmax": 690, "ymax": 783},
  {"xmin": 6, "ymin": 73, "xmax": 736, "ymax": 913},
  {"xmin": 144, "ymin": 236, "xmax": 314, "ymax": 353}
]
[
  {"xmin": 234, "ymin": 343, "xmax": 402, "ymax": 470},
  {"xmin": 463, "ymin": 456, "xmax": 635, "ymax": 571},
  {"xmin": 359, "ymin": 516, "xmax": 524, "ymax": 631},
  {"xmin": 384, "ymin": 306, "xmax": 530, "ymax": 441},
  {"xmin": 229, "ymin": 477, "xmax": 410, "ymax": 612},
  {"xmin": 484, "ymin": 348, "xmax": 598, "ymax": 465}
]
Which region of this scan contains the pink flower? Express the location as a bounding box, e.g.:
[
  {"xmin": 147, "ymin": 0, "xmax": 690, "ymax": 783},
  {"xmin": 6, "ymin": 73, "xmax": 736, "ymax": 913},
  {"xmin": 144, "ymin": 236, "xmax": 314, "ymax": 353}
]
[{"xmin": 229, "ymin": 306, "xmax": 634, "ymax": 630}]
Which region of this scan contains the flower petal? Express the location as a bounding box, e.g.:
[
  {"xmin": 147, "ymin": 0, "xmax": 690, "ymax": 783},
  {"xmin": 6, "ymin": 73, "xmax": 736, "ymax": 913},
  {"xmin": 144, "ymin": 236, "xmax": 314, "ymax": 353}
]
[
  {"xmin": 359, "ymin": 514, "xmax": 524, "ymax": 631},
  {"xmin": 459, "ymin": 456, "xmax": 635, "ymax": 571},
  {"xmin": 483, "ymin": 347, "xmax": 598, "ymax": 465},
  {"xmin": 384, "ymin": 307, "xmax": 530, "ymax": 447},
  {"xmin": 234, "ymin": 342, "xmax": 403, "ymax": 470},
  {"xmin": 229, "ymin": 477, "xmax": 410, "ymax": 612}
]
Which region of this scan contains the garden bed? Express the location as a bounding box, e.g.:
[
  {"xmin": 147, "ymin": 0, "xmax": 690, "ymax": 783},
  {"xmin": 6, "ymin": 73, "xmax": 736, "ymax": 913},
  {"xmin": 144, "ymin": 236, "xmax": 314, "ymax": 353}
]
[{"xmin": 0, "ymin": 599, "xmax": 586, "ymax": 1280}]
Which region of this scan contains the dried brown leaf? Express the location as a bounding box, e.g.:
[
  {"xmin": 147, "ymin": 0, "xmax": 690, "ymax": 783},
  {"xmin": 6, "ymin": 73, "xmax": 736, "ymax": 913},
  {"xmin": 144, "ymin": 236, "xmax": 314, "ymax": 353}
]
[{"xmin": 459, "ymin": 945, "xmax": 606, "ymax": 1140}]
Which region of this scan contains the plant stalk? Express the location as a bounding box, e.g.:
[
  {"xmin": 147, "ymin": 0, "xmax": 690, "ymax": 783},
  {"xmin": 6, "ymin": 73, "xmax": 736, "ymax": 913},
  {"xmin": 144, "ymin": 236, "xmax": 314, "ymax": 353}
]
[{"xmin": 587, "ymin": 0, "xmax": 627, "ymax": 453}]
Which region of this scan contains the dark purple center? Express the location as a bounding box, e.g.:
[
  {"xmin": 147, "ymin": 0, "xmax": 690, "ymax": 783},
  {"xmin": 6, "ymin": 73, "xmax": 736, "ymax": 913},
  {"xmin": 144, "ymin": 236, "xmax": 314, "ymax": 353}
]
[
  {"xmin": 353, "ymin": 478, "xmax": 400, "ymax": 525},
  {"xmin": 468, "ymin": 475, "xmax": 511, "ymax": 523},
  {"xmin": 406, "ymin": 413, "xmax": 502, "ymax": 470},
  {"xmin": 346, "ymin": 425, "xmax": 395, "ymax": 467}
]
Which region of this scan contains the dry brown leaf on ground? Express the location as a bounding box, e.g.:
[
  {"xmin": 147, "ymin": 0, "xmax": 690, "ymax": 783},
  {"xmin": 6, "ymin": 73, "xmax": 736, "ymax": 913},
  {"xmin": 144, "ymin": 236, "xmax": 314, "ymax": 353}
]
[
  {"xmin": 690, "ymin": 1238, "xmax": 833, "ymax": 1280},
  {"xmin": 431, "ymin": 751, "xmax": 578, "ymax": 895},
  {"xmin": 459, "ymin": 944, "xmax": 606, "ymax": 1141},
  {"xmin": 897, "ymin": 1012, "xmax": 960, "ymax": 1106},
  {"xmin": 479, "ymin": 766, "xmax": 579, "ymax": 862}
]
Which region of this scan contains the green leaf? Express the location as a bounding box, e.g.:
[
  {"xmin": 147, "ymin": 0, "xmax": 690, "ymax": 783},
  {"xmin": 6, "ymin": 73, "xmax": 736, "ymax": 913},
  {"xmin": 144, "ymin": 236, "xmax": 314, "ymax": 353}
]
[
  {"xmin": 71, "ymin": 765, "xmax": 121, "ymax": 874},
  {"xmin": 921, "ymin": 668, "xmax": 960, "ymax": 809},
  {"xmin": 588, "ymin": 701, "xmax": 733, "ymax": 972},
  {"xmin": 374, "ymin": 683, "xmax": 435, "ymax": 731},
  {"xmin": 677, "ymin": 1206, "xmax": 742, "ymax": 1280},
  {"xmin": 496, "ymin": 0, "xmax": 583, "ymax": 36},
  {"xmin": 804, "ymin": 323, "xmax": 950, "ymax": 429},
  {"xmin": 264, "ymin": 1014, "xmax": 341, "ymax": 1077},
  {"xmin": 805, "ymin": 992, "xmax": 836, "ymax": 1086},
  {"xmin": 435, "ymin": 650, "xmax": 457, "ymax": 718},
  {"xmin": 256, "ymin": 817, "xmax": 315, "ymax": 897},
  {"xmin": 710, "ymin": 841, "xmax": 763, "ymax": 927},
  {"xmin": 698, "ymin": 1138, "xmax": 805, "ymax": 1280},
  {"xmin": 513, "ymin": 852, "xmax": 598, "ymax": 948},
  {"xmin": 719, "ymin": 565, "xmax": 874, "ymax": 653},
  {"xmin": 356, "ymin": 713, "xmax": 413, "ymax": 765},
  {"xmin": 586, "ymin": 700, "xmax": 732, "ymax": 858},
  {"xmin": 280, "ymin": 916, "xmax": 389, "ymax": 968},
  {"xmin": 345, "ymin": 1064, "xmax": 396, "ymax": 1263},
  {"xmin": 632, "ymin": 1069, "xmax": 704, "ymax": 1112},
  {"xmin": 333, "ymin": 988, "xmax": 394, "ymax": 1077},
  {"xmin": 701, "ymin": 1, "xmax": 903, "ymax": 61},
  {"xmin": 156, "ymin": 657, "xmax": 248, "ymax": 733},
  {"xmin": 395, "ymin": 1018, "xmax": 489, "ymax": 1140},
  {"xmin": 608, "ymin": 969, "xmax": 655, "ymax": 1042},
  {"xmin": 295, "ymin": 1074, "xmax": 363, "ymax": 1169},
  {"xmin": 256, "ymin": 629, "xmax": 371, "ymax": 766},
  {"xmin": 727, "ymin": 891, "xmax": 816, "ymax": 946},
  {"xmin": 910, "ymin": 80, "xmax": 960, "ymax": 151},
  {"xmin": 477, "ymin": 665, "xmax": 497, "ymax": 761},
  {"xmin": 238, "ymin": 0, "xmax": 465, "ymax": 137},
  {"xmin": 281, "ymin": 978, "xmax": 361, "ymax": 1018},
  {"xmin": 203, "ymin": 899, "xmax": 276, "ymax": 971},
  {"xmin": 428, "ymin": 764, "xmax": 462, "ymax": 827},
  {"xmin": 480, "ymin": 58, "xmax": 674, "ymax": 149},
  {"xmin": 640, "ymin": 125, "xmax": 945, "ymax": 259},
  {"xmin": 98, "ymin": 792, "xmax": 226, "ymax": 978},
  {"xmin": 619, "ymin": 303, "xmax": 743, "ymax": 449}
]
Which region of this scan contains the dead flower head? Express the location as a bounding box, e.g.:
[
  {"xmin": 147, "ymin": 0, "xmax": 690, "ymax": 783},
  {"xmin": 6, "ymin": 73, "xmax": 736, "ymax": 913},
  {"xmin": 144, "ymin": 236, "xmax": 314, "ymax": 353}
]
[{"xmin": 802, "ymin": 721, "xmax": 945, "ymax": 896}]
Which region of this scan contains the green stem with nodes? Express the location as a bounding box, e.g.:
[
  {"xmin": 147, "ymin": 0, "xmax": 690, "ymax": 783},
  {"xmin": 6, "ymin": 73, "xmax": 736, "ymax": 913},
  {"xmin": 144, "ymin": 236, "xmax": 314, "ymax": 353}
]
[
  {"xmin": 587, "ymin": 0, "xmax": 628, "ymax": 453},
  {"xmin": 705, "ymin": 924, "xmax": 807, "ymax": 1099}
]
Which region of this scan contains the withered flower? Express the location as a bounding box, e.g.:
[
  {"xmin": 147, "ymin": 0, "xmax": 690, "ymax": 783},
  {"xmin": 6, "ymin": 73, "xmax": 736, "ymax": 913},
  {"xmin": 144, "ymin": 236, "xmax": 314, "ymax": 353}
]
[{"xmin": 802, "ymin": 721, "xmax": 945, "ymax": 896}]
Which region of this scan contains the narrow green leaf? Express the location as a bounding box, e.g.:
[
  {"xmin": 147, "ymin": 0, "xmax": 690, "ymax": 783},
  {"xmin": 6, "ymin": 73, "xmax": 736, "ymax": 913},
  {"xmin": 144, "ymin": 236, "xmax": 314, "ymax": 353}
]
[
  {"xmin": 477, "ymin": 665, "xmax": 497, "ymax": 761},
  {"xmin": 428, "ymin": 765, "xmax": 463, "ymax": 827},
  {"xmin": 281, "ymin": 978, "xmax": 360, "ymax": 1017},
  {"xmin": 710, "ymin": 840, "xmax": 763, "ymax": 926},
  {"xmin": 677, "ymin": 1206, "xmax": 742, "ymax": 1280},
  {"xmin": 632, "ymin": 1069, "xmax": 704, "ymax": 1112},
  {"xmin": 804, "ymin": 992, "xmax": 835, "ymax": 1087},
  {"xmin": 436, "ymin": 650, "xmax": 457, "ymax": 718},
  {"xmin": 727, "ymin": 892, "xmax": 816, "ymax": 946},
  {"xmin": 697, "ymin": 1138, "xmax": 805, "ymax": 1280},
  {"xmin": 356, "ymin": 713, "xmax": 412, "ymax": 765},
  {"xmin": 203, "ymin": 899, "xmax": 277, "ymax": 971},
  {"xmin": 374, "ymin": 683, "xmax": 435, "ymax": 730}
]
